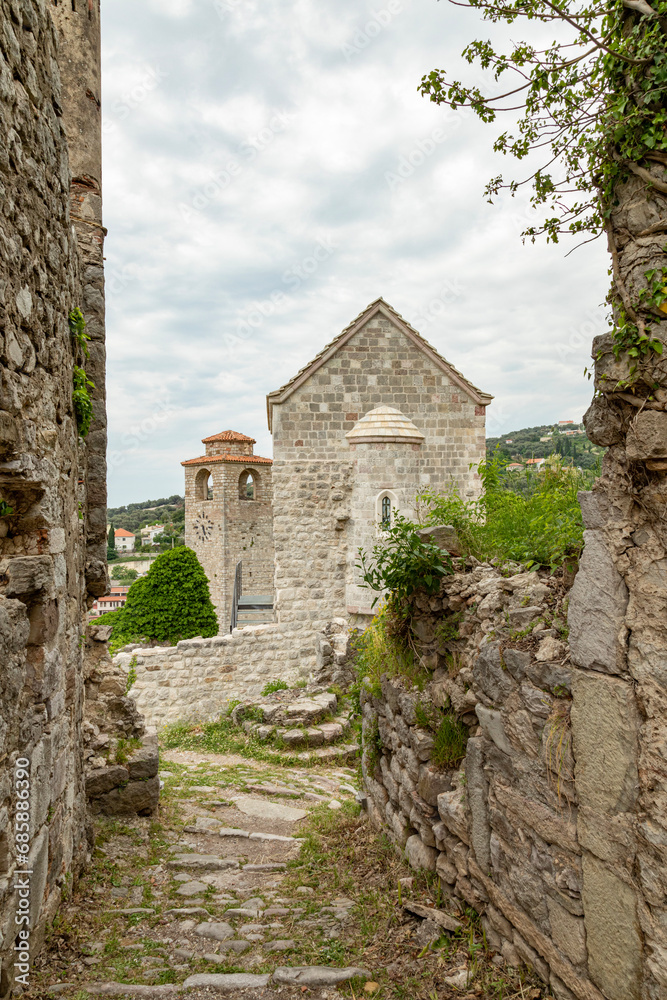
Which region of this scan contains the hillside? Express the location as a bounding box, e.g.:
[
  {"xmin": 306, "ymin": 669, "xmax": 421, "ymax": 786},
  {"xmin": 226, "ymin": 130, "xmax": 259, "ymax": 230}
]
[
  {"xmin": 487, "ymin": 421, "xmax": 603, "ymax": 471},
  {"xmin": 108, "ymin": 495, "xmax": 185, "ymax": 535}
]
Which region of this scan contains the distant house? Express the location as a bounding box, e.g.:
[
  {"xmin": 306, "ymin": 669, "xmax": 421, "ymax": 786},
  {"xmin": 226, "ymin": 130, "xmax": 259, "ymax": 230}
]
[
  {"xmin": 141, "ymin": 523, "xmax": 164, "ymax": 544},
  {"xmin": 114, "ymin": 528, "xmax": 135, "ymax": 552},
  {"xmin": 526, "ymin": 458, "xmax": 546, "ymax": 467},
  {"xmin": 506, "ymin": 463, "xmax": 525, "ymax": 471},
  {"xmin": 90, "ymin": 585, "xmax": 130, "ymax": 618},
  {"xmin": 504, "ymin": 439, "xmax": 513, "ymax": 444}
]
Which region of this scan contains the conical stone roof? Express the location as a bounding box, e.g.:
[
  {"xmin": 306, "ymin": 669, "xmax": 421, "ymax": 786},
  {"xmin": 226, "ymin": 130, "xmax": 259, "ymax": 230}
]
[{"xmin": 345, "ymin": 406, "xmax": 425, "ymax": 445}]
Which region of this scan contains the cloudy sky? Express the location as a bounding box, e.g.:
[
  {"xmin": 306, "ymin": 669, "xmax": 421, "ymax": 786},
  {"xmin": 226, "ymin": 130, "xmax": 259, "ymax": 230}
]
[{"xmin": 100, "ymin": 0, "xmax": 608, "ymax": 508}]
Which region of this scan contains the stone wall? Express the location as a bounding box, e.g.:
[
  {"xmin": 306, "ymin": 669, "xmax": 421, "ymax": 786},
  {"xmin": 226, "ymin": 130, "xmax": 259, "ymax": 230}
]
[
  {"xmin": 113, "ymin": 623, "xmax": 319, "ymax": 728},
  {"xmin": 270, "ymin": 303, "xmax": 489, "ymax": 625},
  {"xmin": 0, "ymin": 4, "xmax": 152, "ymax": 994},
  {"xmin": 0, "ymin": 3, "xmax": 92, "ymax": 991},
  {"xmin": 360, "ymin": 540, "xmax": 659, "ymax": 1000}
]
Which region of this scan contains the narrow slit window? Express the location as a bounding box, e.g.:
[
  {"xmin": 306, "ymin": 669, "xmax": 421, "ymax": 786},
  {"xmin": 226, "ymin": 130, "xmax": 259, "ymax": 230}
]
[{"xmin": 381, "ymin": 496, "xmax": 392, "ymax": 527}]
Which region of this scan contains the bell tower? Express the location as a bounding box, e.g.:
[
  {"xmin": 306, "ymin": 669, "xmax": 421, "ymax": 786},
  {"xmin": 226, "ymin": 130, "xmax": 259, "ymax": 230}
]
[{"xmin": 182, "ymin": 431, "xmax": 274, "ymax": 630}]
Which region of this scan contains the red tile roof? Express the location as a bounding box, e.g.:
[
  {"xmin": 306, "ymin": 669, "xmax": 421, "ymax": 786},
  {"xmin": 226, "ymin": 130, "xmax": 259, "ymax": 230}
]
[
  {"xmin": 202, "ymin": 430, "xmax": 256, "ymax": 444},
  {"xmin": 114, "ymin": 529, "xmax": 135, "ymax": 537},
  {"xmin": 181, "ymin": 453, "xmax": 273, "ymax": 467}
]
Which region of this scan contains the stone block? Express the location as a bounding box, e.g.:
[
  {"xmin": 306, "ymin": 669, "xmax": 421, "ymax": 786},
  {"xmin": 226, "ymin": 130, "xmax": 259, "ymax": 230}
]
[
  {"xmin": 473, "ymin": 642, "xmax": 516, "ymax": 705},
  {"xmin": 405, "ymin": 834, "xmax": 437, "ymax": 872},
  {"xmin": 475, "ymin": 705, "xmax": 512, "ymax": 755},
  {"xmin": 626, "ymin": 410, "xmax": 667, "ymax": 461},
  {"xmin": 582, "ymin": 852, "xmax": 641, "ymax": 1000},
  {"xmin": 525, "ymin": 660, "xmax": 572, "ymax": 696},
  {"xmin": 547, "ymin": 897, "xmax": 587, "ymax": 967},
  {"xmin": 126, "ymin": 734, "xmax": 159, "ymax": 780},
  {"xmin": 0, "ymin": 556, "xmax": 54, "ymax": 598},
  {"xmin": 91, "ymin": 777, "xmax": 160, "ymax": 817},
  {"xmin": 416, "ymin": 524, "xmax": 461, "ymax": 555},
  {"xmin": 570, "ymin": 671, "xmax": 639, "ymax": 819},
  {"xmin": 568, "ymin": 530, "xmax": 628, "ymax": 675},
  {"xmin": 583, "ymin": 396, "xmax": 624, "ymax": 448},
  {"xmin": 502, "ymin": 648, "xmax": 531, "ymax": 682},
  {"xmin": 466, "ymin": 738, "xmax": 490, "ymax": 870},
  {"xmin": 437, "ymin": 789, "xmax": 469, "ymax": 844},
  {"xmin": 85, "ymin": 765, "xmax": 129, "ymax": 798},
  {"xmin": 409, "ymin": 727, "xmax": 435, "ymax": 761},
  {"xmin": 417, "ymin": 765, "xmax": 451, "ymax": 807}
]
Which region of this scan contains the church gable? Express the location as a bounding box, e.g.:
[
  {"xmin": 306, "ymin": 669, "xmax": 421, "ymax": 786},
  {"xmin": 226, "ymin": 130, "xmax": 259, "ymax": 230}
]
[{"xmin": 266, "ymin": 298, "xmax": 491, "ymax": 431}]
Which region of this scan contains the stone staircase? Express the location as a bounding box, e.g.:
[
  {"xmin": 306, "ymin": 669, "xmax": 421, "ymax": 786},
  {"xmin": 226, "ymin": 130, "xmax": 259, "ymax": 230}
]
[{"xmin": 235, "ymin": 594, "xmax": 275, "ymax": 626}]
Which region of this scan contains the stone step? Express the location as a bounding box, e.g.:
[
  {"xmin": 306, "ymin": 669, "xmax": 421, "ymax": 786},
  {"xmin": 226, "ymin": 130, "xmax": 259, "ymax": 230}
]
[{"xmin": 237, "ymin": 612, "xmax": 275, "ymax": 623}]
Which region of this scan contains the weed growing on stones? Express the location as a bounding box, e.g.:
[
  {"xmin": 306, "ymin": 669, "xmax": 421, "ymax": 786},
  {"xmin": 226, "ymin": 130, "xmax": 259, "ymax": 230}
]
[
  {"xmin": 262, "ymin": 679, "xmax": 289, "ymax": 695},
  {"xmin": 431, "ymin": 714, "xmax": 469, "ymax": 770}
]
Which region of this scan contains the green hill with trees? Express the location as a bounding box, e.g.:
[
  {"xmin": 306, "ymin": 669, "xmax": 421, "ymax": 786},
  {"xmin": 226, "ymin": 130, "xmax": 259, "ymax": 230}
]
[{"xmin": 487, "ymin": 422, "xmax": 603, "ymax": 471}]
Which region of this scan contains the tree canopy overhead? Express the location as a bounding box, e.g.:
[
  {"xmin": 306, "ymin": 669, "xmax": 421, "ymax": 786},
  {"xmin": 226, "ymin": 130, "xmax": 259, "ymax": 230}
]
[
  {"xmin": 420, "ymin": 0, "xmax": 667, "ymax": 242},
  {"xmin": 420, "ymin": 0, "xmax": 667, "ymax": 391}
]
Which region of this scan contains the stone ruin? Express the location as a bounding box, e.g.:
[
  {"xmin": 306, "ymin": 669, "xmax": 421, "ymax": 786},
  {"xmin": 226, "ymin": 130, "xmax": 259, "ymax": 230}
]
[
  {"xmin": 360, "ymin": 513, "xmax": 667, "ymax": 1000},
  {"xmin": 0, "ymin": 3, "xmax": 155, "ymax": 994}
]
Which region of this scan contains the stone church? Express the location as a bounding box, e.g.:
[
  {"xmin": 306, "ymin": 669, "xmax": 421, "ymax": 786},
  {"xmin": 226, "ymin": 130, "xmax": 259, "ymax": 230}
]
[{"xmin": 184, "ymin": 298, "xmax": 491, "ymax": 629}]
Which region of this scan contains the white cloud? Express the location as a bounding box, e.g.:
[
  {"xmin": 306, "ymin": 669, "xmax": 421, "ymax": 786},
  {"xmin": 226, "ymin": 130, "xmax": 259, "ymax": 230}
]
[{"xmin": 101, "ymin": 0, "xmax": 607, "ymax": 506}]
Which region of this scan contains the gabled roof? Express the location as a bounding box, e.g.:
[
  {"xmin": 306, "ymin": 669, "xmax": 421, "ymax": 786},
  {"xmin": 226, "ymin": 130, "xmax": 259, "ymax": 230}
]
[
  {"xmin": 202, "ymin": 430, "xmax": 256, "ymax": 445},
  {"xmin": 266, "ymin": 298, "xmax": 493, "ymax": 430},
  {"xmin": 114, "ymin": 529, "xmax": 135, "ymax": 538},
  {"xmin": 181, "ymin": 453, "xmax": 273, "ymax": 467}
]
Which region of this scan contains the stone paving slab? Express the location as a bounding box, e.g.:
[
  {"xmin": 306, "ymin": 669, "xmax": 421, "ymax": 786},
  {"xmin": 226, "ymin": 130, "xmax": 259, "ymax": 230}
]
[{"xmin": 231, "ymin": 796, "xmax": 308, "ymax": 823}]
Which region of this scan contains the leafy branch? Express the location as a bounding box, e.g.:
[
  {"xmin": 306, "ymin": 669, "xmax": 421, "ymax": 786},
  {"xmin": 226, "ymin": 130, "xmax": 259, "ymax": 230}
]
[
  {"xmin": 357, "ymin": 513, "xmax": 453, "ymax": 606},
  {"xmin": 419, "ymin": 0, "xmax": 667, "ymax": 244}
]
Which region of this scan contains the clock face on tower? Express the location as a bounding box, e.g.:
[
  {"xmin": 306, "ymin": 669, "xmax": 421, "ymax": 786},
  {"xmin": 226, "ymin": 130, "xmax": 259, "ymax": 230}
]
[{"xmin": 193, "ymin": 512, "xmax": 214, "ymax": 542}]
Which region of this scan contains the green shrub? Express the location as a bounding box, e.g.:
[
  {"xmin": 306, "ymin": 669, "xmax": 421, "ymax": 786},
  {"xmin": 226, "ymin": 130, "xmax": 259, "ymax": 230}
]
[
  {"xmin": 262, "ymin": 679, "xmax": 289, "ymax": 696},
  {"xmin": 357, "ymin": 513, "xmax": 452, "ymax": 606},
  {"xmin": 353, "ymin": 600, "xmax": 428, "ymax": 694},
  {"xmin": 419, "ymin": 452, "xmax": 596, "ymax": 571},
  {"xmin": 432, "ymin": 713, "xmax": 469, "ymax": 769},
  {"xmin": 97, "ymin": 547, "xmax": 218, "ymax": 653}
]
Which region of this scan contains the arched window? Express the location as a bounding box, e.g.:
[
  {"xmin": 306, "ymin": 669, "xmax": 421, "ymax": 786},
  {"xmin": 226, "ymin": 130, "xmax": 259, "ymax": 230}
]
[
  {"xmin": 381, "ymin": 496, "xmax": 392, "ymax": 527},
  {"xmin": 239, "ymin": 469, "xmax": 258, "ymax": 500},
  {"xmin": 195, "ymin": 468, "xmax": 213, "ymax": 501},
  {"xmin": 376, "ymin": 489, "xmax": 399, "ymax": 529}
]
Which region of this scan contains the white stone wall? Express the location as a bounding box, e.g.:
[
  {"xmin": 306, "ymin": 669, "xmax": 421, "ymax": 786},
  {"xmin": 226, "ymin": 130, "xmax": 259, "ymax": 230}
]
[{"xmin": 114, "ymin": 624, "xmax": 317, "ymax": 727}]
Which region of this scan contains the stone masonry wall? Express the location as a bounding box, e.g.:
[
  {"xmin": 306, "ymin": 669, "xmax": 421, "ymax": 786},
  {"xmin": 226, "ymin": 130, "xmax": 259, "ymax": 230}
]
[
  {"xmin": 361, "ymin": 539, "xmax": 652, "ymax": 1000},
  {"xmin": 113, "ymin": 623, "xmax": 319, "ymax": 728},
  {"xmin": 0, "ymin": 2, "xmax": 91, "ymax": 993},
  {"xmin": 0, "ymin": 4, "xmax": 155, "ymax": 994},
  {"xmin": 271, "ymin": 311, "xmax": 487, "ymax": 625}
]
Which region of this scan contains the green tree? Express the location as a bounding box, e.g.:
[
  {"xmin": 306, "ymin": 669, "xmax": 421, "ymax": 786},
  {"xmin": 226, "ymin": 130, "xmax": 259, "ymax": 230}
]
[
  {"xmin": 108, "ymin": 523, "xmax": 116, "ymax": 551},
  {"xmin": 420, "ymin": 0, "xmax": 667, "ymax": 379},
  {"xmin": 98, "ymin": 547, "xmax": 218, "ymax": 651}
]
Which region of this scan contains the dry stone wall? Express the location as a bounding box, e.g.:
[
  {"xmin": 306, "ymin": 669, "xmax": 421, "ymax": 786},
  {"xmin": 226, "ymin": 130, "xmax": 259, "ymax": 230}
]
[
  {"xmin": 113, "ymin": 623, "xmax": 320, "ymax": 728},
  {"xmin": 361, "ymin": 539, "xmax": 660, "ymax": 1000}
]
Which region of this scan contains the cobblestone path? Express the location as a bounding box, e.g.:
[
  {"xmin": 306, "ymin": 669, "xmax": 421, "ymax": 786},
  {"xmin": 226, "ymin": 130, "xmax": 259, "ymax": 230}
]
[{"xmin": 30, "ymin": 749, "xmax": 546, "ymax": 1000}]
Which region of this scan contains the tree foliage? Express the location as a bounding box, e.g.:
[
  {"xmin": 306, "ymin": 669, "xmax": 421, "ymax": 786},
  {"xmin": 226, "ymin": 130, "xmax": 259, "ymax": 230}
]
[
  {"xmin": 420, "ymin": 0, "xmax": 667, "ymax": 243},
  {"xmin": 98, "ymin": 547, "xmax": 218, "ymax": 652},
  {"xmin": 420, "ymin": 453, "xmax": 593, "ymax": 569}
]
